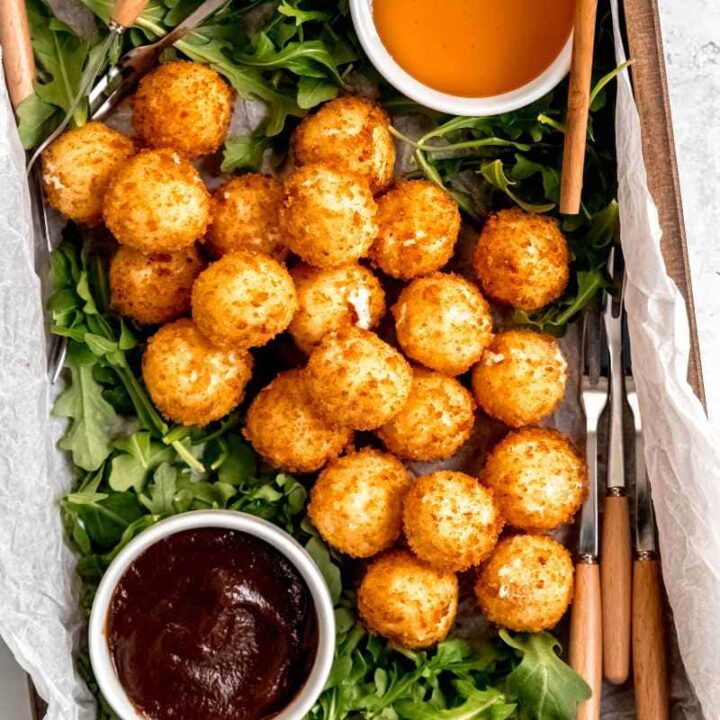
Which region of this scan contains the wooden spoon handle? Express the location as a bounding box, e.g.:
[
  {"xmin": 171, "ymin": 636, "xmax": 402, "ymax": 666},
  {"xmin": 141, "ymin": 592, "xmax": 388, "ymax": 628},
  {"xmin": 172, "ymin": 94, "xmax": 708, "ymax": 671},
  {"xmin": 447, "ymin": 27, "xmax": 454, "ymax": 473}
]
[
  {"xmin": 633, "ymin": 555, "xmax": 669, "ymax": 720},
  {"xmin": 0, "ymin": 0, "xmax": 35, "ymax": 109},
  {"xmin": 560, "ymin": 0, "xmax": 598, "ymax": 214},
  {"xmin": 569, "ymin": 560, "xmax": 602, "ymax": 720},
  {"xmin": 111, "ymin": 0, "xmax": 151, "ymax": 29},
  {"xmin": 601, "ymin": 492, "xmax": 632, "ymax": 684}
]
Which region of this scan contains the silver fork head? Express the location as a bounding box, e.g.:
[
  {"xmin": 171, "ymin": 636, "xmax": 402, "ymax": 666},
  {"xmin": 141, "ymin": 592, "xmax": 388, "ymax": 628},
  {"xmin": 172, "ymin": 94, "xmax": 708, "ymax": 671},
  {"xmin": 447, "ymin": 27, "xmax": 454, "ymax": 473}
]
[{"xmin": 579, "ymin": 308, "xmax": 609, "ymax": 426}]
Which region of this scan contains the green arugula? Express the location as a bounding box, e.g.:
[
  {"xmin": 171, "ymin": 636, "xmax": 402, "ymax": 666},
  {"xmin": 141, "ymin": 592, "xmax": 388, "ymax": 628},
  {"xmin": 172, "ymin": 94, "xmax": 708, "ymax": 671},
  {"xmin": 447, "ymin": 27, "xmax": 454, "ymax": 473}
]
[{"xmin": 500, "ymin": 632, "xmax": 592, "ymax": 720}]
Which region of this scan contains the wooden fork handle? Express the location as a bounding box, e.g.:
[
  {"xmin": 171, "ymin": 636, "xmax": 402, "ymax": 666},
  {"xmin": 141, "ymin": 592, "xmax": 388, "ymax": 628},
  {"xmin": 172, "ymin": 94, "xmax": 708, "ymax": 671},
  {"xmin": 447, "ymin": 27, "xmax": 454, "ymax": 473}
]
[
  {"xmin": 570, "ymin": 559, "xmax": 602, "ymax": 720},
  {"xmin": 560, "ymin": 0, "xmax": 599, "ymax": 214},
  {"xmin": 111, "ymin": 0, "xmax": 151, "ymax": 29},
  {"xmin": 601, "ymin": 491, "xmax": 632, "ymax": 684},
  {"xmin": 0, "ymin": 0, "xmax": 35, "ymax": 109},
  {"xmin": 633, "ymin": 554, "xmax": 669, "ymax": 720}
]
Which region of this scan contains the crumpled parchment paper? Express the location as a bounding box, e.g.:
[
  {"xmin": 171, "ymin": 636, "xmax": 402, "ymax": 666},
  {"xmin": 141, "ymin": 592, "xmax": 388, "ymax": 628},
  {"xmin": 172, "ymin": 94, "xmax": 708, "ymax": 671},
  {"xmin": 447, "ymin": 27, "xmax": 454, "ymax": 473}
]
[
  {"xmin": 0, "ymin": 1, "xmax": 718, "ymax": 718},
  {"xmin": 610, "ymin": 1, "xmax": 720, "ymax": 718}
]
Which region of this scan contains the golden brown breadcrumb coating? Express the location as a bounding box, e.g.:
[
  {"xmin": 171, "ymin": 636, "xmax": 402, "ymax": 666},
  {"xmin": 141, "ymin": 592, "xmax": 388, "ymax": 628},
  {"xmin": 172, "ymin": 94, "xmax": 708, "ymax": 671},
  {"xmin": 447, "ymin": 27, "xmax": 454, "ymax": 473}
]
[
  {"xmin": 377, "ymin": 367, "xmax": 475, "ymax": 462},
  {"xmin": 132, "ymin": 60, "xmax": 233, "ymax": 159},
  {"xmin": 280, "ymin": 163, "xmax": 378, "ymax": 268},
  {"xmin": 471, "ymin": 329, "xmax": 567, "ymax": 427},
  {"xmin": 142, "ymin": 319, "xmax": 253, "ymax": 426},
  {"xmin": 292, "ymin": 95, "xmax": 395, "ymax": 193},
  {"xmin": 370, "ymin": 180, "xmax": 460, "ymax": 279},
  {"xmin": 308, "ymin": 449, "xmax": 411, "ymax": 558},
  {"xmin": 191, "ymin": 251, "xmax": 297, "ymax": 350},
  {"xmin": 481, "ymin": 428, "xmax": 587, "ymax": 532},
  {"xmin": 243, "ymin": 369, "xmax": 353, "ymax": 473},
  {"xmin": 393, "ymin": 272, "xmax": 493, "ymax": 376},
  {"xmin": 206, "ymin": 174, "xmax": 285, "ymax": 259},
  {"xmin": 475, "ymin": 534, "xmax": 574, "ymax": 632},
  {"xmin": 41, "ymin": 122, "xmax": 134, "ymax": 225},
  {"xmin": 305, "ymin": 327, "xmax": 412, "ymax": 430},
  {"xmin": 103, "ymin": 148, "xmax": 210, "ymax": 252},
  {"xmin": 289, "ymin": 262, "xmax": 386, "ymax": 354},
  {"xmin": 110, "ymin": 245, "xmax": 205, "ymax": 325},
  {"xmin": 403, "ymin": 471, "xmax": 504, "ymax": 572},
  {"xmin": 473, "ymin": 208, "xmax": 570, "ymax": 312},
  {"xmin": 358, "ymin": 550, "xmax": 458, "ymax": 648}
]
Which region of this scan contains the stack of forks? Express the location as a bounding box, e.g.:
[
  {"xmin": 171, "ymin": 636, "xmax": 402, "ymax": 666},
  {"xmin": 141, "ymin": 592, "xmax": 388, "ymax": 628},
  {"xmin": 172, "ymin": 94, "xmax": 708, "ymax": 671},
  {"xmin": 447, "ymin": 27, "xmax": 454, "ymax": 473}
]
[{"xmin": 569, "ymin": 247, "xmax": 668, "ymax": 720}]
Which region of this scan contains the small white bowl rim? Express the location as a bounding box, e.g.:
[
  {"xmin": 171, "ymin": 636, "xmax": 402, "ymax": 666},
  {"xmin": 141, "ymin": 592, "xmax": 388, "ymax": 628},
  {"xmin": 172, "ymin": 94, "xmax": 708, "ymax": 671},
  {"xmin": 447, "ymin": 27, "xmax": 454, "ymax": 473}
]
[
  {"xmin": 349, "ymin": 0, "xmax": 574, "ymax": 117},
  {"xmin": 89, "ymin": 510, "xmax": 336, "ymax": 720}
]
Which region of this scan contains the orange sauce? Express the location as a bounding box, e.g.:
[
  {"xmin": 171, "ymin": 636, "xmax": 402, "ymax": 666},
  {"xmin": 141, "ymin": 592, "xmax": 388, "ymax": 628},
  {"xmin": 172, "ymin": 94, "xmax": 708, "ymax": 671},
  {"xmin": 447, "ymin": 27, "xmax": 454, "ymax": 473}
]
[{"xmin": 373, "ymin": 0, "xmax": 576, "ymax": 98}]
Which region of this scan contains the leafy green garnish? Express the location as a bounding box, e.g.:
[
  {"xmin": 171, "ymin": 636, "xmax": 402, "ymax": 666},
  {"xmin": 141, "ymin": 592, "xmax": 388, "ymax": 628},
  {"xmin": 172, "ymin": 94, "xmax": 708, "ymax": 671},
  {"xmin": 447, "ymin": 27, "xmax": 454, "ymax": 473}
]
[
  {"xmin": 53, "ymin": 342, "xmax": 117, "ymax": 471},
  {"xmin": 500, "ymin": 631, "xmax": 592, "ymax": 720}
]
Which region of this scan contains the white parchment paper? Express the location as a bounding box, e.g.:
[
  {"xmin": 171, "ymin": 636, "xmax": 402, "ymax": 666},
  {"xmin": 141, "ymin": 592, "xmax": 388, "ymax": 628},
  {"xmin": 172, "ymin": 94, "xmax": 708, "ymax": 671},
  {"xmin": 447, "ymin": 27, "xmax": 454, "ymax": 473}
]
[
  {"xmin": 0, "ymin": 1, "xmax": 719, "ymax": 718},
  {"xmin": 611, "ymin": 2, "xmax": 720, "ymax": 718}
]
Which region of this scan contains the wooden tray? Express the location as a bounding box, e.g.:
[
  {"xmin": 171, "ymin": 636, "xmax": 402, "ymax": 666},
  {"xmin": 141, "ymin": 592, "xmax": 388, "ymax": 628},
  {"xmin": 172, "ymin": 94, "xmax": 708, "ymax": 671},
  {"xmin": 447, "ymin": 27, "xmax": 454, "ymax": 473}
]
[
  {"xmin": 624, "ymin": 0, "xmax": 705, "ymax": 404},
  {"xmin": 26, "ymin": 0, "xmax": 705, "ymax": 717}
]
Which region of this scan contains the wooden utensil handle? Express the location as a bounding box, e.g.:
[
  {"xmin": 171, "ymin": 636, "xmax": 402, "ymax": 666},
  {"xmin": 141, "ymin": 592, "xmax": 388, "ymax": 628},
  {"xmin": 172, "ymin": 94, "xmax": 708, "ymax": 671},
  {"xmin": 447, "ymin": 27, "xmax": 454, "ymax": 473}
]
[
  {"xmin": 633, "ymin": 555, "xmax": 669, "ymax": 720},
  {"xmin": 570, "ymin": 560, "xmax": 602, "ymax": 720},
  {"xmin": 600, "ymin": 491, "xmax": 632, "ymax": 684},
  {"xmin": 559, "ymin": 0, "xmax": 599, "ymax": 214},
  {"xmin": 0, "ymin": 0, "xmax": 36, "ymax": 109},
  {"xmin": 111, "ymin": 0, "xmax": 151, "ymax": 29}
]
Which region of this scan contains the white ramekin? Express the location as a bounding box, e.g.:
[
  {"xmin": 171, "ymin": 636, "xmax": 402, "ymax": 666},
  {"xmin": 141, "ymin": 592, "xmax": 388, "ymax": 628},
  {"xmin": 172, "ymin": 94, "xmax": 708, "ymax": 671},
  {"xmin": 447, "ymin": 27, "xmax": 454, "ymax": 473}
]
[
  {"xmin": 89, "ymin": 510, "xmax": 336, "ymax": 720},
  {"xmin": 349, "ymin": 0, "xmax": 573, "ymax": 116}
]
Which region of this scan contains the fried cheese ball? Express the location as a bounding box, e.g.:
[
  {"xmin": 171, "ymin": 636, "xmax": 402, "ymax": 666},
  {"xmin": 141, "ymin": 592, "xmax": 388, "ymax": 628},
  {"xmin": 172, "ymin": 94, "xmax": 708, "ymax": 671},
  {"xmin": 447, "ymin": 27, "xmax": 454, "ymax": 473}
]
[
  {"xmin": 305, "ymin": 327, "xmax": 412, "ymax": 430},
  {"xmin": 292, "ymin": 95, "xmax": 395, "ymax": 193},
  {"xmin": 377, "ymin": 367, "xmax": 475, "ymax": 462},
  {"xmin": 243, "ymin": 369, "xmax": 353, "ymax": 473},
  {"xmin": 280, "ymin": 164, "xmax": 378, "ymax": 267},
  {"xmin": 403, "ymin": 471, "xmax": 503, "ymax": 572},
  {"xmin": 471, "ymin": 330, "xmax": 568, "ymax": 427},
  {"xmin": 191, "ymin": 251, "xmax": 297, "ymax": 350},
  {"xmin": 206, "ymin": 174, "xmax": 285, "ymax": 259},
  {"xmin": 473, "ymin": 208, "xmax": 570, "ymax": 312},
  {"xmin": 475, "ymin": 534, "xmax": 574, "ymax": 632},
  {"xmin": 358, "ymin": 550, "xmax": 458, "ymax": 648},
  {"xmin": 481, "ymin": 428, "xmax": 587, "ymax": 532},
  {"xmin": 41, "ymin": 122, "xmax": 135, "ymax": 225},
  {"xmin": 370, "ymin": 180, "xmax": 460, "ymax": 279},
  {"xmin": 289, "ymin": 263, "xmax": 386, "ymax": 353},
  {"xmin": 103, "ymin": 149, "xmax": 210, "ymax": 252},
  {"xmin": 109, "ymin": 245, "xmax": 206, "ymax": 325},
  {"xmin": 393, "ymin": 273, "xmax": 493, "ymax": 376},
  {"xmin": 142, "ymin": 319, "xmax": 253, "ymax": 426},
  {"xmin": 132, "ymin": 61, "xmax": 233, "ymax": 159},
  {"xmin": 308, "ymin": 449, "xmax": 411, "ymax": 558}
]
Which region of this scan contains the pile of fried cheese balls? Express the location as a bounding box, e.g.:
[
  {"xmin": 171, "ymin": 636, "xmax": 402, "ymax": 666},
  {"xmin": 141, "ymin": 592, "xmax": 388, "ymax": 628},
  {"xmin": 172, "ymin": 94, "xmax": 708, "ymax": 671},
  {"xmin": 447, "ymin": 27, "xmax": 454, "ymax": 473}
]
[{"xmin": 43, "ymin": 60, "xmax": 589, "ymax": 650}]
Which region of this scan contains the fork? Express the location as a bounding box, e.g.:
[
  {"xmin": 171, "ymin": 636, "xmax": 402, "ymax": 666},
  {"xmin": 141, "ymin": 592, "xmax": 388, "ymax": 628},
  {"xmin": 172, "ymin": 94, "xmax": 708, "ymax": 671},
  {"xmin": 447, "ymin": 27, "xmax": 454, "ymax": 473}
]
[
  {"xmin": 625, "ymin": 336, "xmax": 669, "ymax": 720},
  {"xmin": 600, "ymin": 248, "xmax": 632, "ymax": 684},
  {"xmin": 570, "ymin": 309, "xmax": 607, "ymax": 720}
]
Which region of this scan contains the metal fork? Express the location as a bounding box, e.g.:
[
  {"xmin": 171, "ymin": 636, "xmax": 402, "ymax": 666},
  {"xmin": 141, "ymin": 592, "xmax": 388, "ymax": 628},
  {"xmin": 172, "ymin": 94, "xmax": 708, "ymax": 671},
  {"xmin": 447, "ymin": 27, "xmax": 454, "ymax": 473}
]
[
  {"xmin": 570, "ymin": 308, "xmax": 607, "ymax": 720},
  {"xmin": 600, "ymin": 247, "xmax": 632, "ymax": 684},
  {"xmin": 625, "ymin": 324, "xmax": 669, "ymax": 720}
]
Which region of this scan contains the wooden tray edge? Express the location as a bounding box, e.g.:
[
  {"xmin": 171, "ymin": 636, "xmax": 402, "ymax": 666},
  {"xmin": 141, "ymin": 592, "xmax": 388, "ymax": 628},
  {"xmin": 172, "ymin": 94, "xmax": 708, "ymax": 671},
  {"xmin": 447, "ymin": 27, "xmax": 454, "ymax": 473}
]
[{"xmin": 623, "ymin": 0, "xmax": 707, "ymax": 406}]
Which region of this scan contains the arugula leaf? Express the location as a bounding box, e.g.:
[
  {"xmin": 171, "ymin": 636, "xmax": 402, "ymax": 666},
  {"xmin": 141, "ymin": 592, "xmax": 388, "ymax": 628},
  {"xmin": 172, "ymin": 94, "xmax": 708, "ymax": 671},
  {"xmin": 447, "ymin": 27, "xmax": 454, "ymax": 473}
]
[
  {"xmin": 108, "ymin": 431, "xmax": 175, "ymax": 492},
  {"xmin": 53, "ymin": 343, "xmax": 117, "ymax": 471},
  {"xmin": 480, "ymin": 160, "xmax": 556, "ymax": 213},
  {"xmin": 500, "ymin": 631, "xmax": 591, "ymax": 720},
  {"xmin": 396, "ymin": 683, "xmax": 515, "ymax": 720},
  {"xmin": 139, "ymin": 463, "xmax": 178, "ymax": 515},
  {"xmin": 221, "ymin": 134, "xmax": 272, "ymax": 172},
  {"xmin": 297, "ymin": 76, "xmax": 339, "ymax": 109},
  {"xmin": 16, "ymin": 93, "xmax": 58, "ymax": 148},
  {"xmin": 22, "ymin": 0, "xmax": 92, "ymax": 136},
  {"xmin": 64, "ymin": 491, "xmax": 145, "ymax": 551},
  {"xmin": 216, "ymin": 436, "xmax": 256, "ymax": 485}
]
